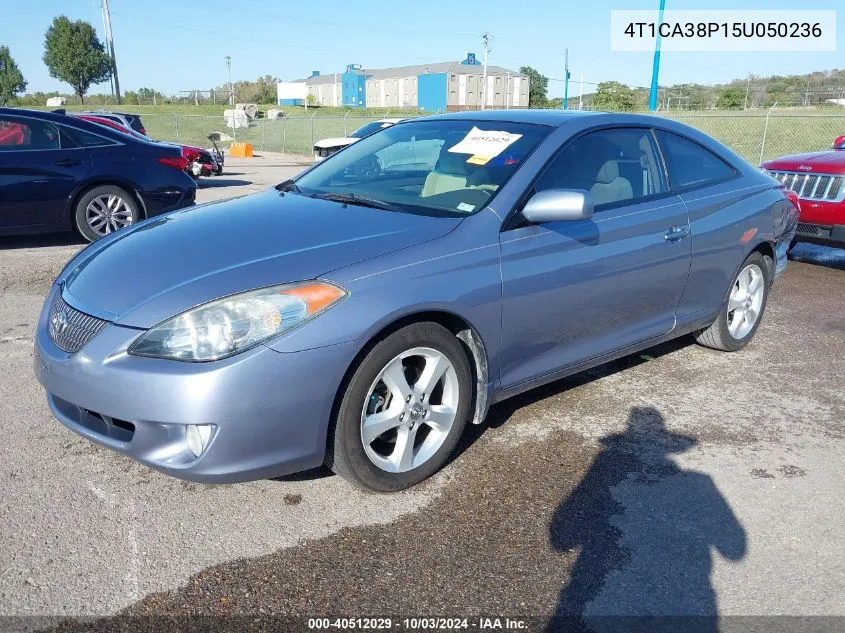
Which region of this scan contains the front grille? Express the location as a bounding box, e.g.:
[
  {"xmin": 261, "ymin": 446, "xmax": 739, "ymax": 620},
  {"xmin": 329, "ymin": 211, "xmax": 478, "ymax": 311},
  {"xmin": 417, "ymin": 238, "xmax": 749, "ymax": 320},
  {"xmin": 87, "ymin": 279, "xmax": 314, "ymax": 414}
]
[
  {"xmin": 52, "ymin": 396, "xmax": 135, "ymax": 442},
  {"xmin": 768, "ymin": 171, "xmax": 845, "ymax": 202},
  {"xmin": 48, "ymin": 294, "xmax": 107, "ymax": 353},
  {"xmin": 796, "ymin": 223, "xmax": 832, "ymax": 238}
]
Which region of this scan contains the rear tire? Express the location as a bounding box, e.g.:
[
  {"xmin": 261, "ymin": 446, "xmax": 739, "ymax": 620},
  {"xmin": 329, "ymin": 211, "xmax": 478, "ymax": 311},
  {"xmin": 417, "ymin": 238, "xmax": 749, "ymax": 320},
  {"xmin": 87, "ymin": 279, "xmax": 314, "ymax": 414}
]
[
  {"xmin": 326, "ymin": 322, "xmax": 473, "ymax": 492},
  {"xmin": 694, "ymin": 251, "xmax": 770, "ymax": 352},
  {"xmin": 74, "ymin": 185, "xmax": 140, "ymax": 242}
]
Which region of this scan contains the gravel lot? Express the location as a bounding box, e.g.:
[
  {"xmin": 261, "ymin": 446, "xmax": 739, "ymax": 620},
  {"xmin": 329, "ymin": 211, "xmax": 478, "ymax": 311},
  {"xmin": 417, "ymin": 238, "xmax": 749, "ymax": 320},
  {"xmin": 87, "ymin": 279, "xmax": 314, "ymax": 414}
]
[{"xmin": 0, "ymin": 157, "xmax": 843, "ymax": 631}]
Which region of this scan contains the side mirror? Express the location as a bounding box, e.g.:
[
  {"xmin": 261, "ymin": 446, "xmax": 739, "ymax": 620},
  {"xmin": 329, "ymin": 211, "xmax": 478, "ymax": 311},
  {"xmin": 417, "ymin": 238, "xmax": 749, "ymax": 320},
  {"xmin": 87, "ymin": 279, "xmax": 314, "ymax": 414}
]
[
  {"xmin": 522, "ymin": 189, "xmax": 594, "ymax": 223},
  {"xmin": 833, "ymin": 135, "xmax": 845, "ymax": 149}
]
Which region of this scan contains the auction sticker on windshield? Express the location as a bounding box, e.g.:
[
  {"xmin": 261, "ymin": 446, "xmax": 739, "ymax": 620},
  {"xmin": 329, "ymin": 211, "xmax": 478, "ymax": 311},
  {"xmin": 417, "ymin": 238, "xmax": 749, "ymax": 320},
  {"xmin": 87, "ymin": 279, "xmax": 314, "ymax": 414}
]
[{"xmin": 449, "ymin": 127, "xmax": 523, "ymax": 165}]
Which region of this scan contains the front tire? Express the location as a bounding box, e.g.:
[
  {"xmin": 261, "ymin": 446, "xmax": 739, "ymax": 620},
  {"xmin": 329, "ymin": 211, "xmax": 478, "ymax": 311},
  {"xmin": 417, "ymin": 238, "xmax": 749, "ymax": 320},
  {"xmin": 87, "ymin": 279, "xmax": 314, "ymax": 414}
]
[
  {"xmin": 694, "ymin": 252, "xmax": 770, "ymax": 352},
  {"xmin": 74, "ymin": 185, "xmax": 140, "ymax": 242},
  {"xmin": 327, "ymin": 322, "xmax": 473, "ymax": 492}
]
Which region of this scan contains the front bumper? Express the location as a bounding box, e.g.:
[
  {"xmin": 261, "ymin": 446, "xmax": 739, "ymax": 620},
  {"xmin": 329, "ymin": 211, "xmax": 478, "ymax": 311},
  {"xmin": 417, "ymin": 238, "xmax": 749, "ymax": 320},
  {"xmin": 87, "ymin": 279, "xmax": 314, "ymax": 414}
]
[
  {"xmin": 34, "ymin": 286, "xmax": 360, "ymax": 483},
  {"xmin": 793, "ymin": 222, "xmax": 845, "ymax": 249}
]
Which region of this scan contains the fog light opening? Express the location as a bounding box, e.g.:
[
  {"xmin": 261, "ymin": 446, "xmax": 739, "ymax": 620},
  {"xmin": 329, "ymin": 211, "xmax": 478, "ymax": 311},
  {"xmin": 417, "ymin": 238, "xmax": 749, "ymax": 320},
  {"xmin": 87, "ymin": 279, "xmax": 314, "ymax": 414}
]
[{"xmin": 185, "ymin": 424, "xmax": 213, "ymax": 458}]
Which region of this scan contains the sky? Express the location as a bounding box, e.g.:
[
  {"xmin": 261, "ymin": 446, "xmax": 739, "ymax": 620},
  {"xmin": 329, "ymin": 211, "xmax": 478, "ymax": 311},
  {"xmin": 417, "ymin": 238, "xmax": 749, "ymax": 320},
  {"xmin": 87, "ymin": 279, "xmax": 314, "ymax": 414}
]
[{"xmin": 2, "ymin": 0, "xmax": 843, "ymax": 99}]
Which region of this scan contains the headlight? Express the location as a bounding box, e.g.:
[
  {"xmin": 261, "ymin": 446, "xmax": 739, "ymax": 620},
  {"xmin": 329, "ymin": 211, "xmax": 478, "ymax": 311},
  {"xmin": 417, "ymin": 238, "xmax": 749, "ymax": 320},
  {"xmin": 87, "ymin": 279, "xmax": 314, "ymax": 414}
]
[{"xmin": 128, "ymin": 281, "xmax": 346, "ymax": 361}]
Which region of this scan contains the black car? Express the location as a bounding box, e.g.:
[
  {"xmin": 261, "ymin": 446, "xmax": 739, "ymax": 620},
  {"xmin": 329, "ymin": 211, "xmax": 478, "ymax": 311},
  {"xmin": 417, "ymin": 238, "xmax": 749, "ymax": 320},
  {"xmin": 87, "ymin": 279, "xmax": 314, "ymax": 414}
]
[
  {"xmin": 78, "ymin": 110, "xmax": 147, "ymax": 136},
  {"xmin": 0, "ymin": 107, "xmax": 196, "ymax": 242}
]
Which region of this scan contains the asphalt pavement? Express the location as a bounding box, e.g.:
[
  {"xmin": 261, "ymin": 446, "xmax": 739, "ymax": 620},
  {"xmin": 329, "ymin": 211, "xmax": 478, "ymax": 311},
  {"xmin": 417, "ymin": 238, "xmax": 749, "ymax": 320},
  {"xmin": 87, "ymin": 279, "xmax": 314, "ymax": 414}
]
[{"xmin": 0, "ymin": 159, "xmax": 842, "ymax": 632}]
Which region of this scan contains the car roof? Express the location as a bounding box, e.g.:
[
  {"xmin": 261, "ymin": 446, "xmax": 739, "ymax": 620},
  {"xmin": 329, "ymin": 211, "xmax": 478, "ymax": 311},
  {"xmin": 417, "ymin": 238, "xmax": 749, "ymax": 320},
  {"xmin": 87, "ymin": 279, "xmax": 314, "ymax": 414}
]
[
  {"xmin": 0, "ymin": 106, "xmax": 149, "ymax": 144},
  {"xmin": 419, "ymin": 109, "xmax": 598, "ymax": 126}
]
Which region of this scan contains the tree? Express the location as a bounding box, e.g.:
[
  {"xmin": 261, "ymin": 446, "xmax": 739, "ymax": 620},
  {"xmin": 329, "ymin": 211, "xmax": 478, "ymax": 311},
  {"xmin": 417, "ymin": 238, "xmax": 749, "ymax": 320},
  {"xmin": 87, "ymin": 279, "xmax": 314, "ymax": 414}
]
[
  {"xmin": 715, "ymin": 87, "xmax": 745, "ymax": 110},
  {"xmin": 0, "ymin": 46, "xmax": 27, "ymax": 105},
  {"xmin": 519, "ymin": 66, "xmax": 549, "ymax": 108},
  {"xmin": 590, "ymin": 81, "xmax": 636, "ymax": 112},
  {"xmin": 43, "ymin": 16, "xmax": 112, "ymax": 103},
  {"xmin": 220, "ymin": 75, "xmax": 280, "ymax": 105}
]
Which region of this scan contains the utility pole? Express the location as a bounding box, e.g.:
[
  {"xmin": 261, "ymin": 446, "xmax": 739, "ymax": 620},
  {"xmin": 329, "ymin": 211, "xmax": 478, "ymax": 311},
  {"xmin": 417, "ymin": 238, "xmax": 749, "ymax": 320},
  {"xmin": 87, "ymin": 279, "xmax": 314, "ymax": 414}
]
[
  {"xmin": 744, "ymin": 77, "xmax": 751, "ymax": 110},
  {"xmin": 648, "ymin": 0, "xmax": 666, "ymax": 111},
  {"xmin": 225, "ymin": 56, "xmax": 233, "ymax": 105},
  {"xmin": 563, "ymin": 48, "xmax": 570, "ymax": 110},
  {"xmin": 101, "ymin": 0, "xmax": 121, "ymax": 104},
  {"xmin": 578, "ymin": 72, "xmax": 584, "ymax": 110},
  {"xmin": 481, "ymin": 32, "xmax": 491, "ymax": 110}
]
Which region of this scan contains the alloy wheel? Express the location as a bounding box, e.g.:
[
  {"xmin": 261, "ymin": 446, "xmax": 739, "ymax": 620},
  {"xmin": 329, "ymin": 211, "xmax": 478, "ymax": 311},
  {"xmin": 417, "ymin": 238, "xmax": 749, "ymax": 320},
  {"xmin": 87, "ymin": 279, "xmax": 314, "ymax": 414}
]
[
  {"xmin": 727, "ymin": 263, "xmax": 765, "ymax": 339},
  {"xmin": 85, "ymin": 194, "xmax": 134, "ymax": 236},
  {"xmin": 360, "ymin": 347, "xmax": 459, "ymax": 473}
]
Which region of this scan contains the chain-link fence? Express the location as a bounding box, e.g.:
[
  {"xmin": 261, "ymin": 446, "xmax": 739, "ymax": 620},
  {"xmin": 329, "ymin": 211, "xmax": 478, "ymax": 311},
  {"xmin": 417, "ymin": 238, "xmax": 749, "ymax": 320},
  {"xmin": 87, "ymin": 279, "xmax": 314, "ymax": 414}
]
[
  {"xmin": 141, "ymin": 113, "xmax": 426, "ymax": 158},
  {"xmin": 659, "ymin": 112, "xmax": 845, "ymax": 164},
  {"xmin": 140, "ymin": 111, "xmax": 845, "ymax": 165}
]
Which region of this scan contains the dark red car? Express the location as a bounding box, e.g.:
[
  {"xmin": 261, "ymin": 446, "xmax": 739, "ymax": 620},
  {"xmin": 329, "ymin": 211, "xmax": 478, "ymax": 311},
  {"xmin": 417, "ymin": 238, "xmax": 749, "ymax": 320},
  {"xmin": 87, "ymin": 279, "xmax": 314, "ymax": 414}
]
[
  {"xmin": 761, "ymin": 136, "xmax": 845, "ymax": 250},
  {"xmin": 73, "ymin": 114, "xmax": 221, "ymax": 179}
]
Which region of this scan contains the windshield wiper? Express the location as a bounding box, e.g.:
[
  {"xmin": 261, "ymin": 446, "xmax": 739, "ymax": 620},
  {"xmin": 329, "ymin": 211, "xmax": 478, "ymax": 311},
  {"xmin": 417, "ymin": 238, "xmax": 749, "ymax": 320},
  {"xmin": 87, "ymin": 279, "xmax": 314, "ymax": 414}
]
[
  {"xmin": 275, "ymin": 179, "xmax": 302, "ymax": 193},
  {"xmin": 310, "ymin": 192, "xmax": 401, "ymax": 212}
]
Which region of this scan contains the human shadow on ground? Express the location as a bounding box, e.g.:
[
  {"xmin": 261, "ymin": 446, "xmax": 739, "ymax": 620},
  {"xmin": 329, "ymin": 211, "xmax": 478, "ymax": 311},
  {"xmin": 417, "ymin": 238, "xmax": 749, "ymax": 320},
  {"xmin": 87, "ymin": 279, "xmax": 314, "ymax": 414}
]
[{"xmin": 546, "ymin": 406, "xmax": 746, "ymax": 633}]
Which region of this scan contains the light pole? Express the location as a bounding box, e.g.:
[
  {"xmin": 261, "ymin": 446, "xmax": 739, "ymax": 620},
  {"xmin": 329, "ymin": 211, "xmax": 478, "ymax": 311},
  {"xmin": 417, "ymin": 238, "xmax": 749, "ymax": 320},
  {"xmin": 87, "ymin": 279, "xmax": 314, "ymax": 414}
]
[
  {"xmin": 481, "ymin": 33, "xmax": 491, "ymax": 110},
  {"xmin": 225, "ymin": 55, "xmax": 233, "ymax": 105},
  {"xmin": 563, "ymin": 48, "xmax": 570, "ymax": 110},
  {"xmin": 648, "ymin": 0, "xmax": 666, "ymax": 111},
  {"xmin": 101, "ymin": 0, "xmax": 121, "ymax": 104}
]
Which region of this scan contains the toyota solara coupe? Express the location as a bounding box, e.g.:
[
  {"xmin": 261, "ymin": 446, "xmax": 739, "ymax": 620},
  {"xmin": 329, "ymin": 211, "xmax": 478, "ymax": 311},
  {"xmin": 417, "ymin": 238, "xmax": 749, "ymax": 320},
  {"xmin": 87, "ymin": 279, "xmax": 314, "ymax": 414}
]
[{"xmin": 35, "ymin": 111, "xmax": 798, "ymax": 491}]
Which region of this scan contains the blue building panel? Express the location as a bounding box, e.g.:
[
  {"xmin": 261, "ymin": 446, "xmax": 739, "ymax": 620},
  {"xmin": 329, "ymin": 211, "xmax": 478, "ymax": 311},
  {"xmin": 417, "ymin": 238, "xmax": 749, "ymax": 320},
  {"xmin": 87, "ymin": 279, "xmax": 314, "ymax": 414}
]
[
  {"xmin": 341, "ymin": 73, "xmax": 367, "ymax": 107},
  {"xmin": 278, "ymin": 98, "xmax": 303, "ymax": 106},
  {"xmin": 418, "ymin": 73, "xmax": 447, "ymax": 112}
]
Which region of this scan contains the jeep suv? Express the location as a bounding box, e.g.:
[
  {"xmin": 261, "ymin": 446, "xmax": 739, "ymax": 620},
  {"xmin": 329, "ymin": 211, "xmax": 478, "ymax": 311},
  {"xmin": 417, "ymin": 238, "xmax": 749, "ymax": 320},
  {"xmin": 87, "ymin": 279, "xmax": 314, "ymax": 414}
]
[{"xmin": 761, "ymin": 137, "xmax": 845, "ymax": 250}]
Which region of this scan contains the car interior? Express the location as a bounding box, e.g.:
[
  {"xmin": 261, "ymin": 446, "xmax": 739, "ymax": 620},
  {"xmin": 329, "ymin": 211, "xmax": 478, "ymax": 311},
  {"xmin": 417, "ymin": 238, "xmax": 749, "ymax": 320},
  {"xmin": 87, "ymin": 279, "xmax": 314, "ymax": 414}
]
[
  {"xmin": 535, "ymin": 129, "xmax": 666, "ymax": 207},
  {"xmin": 0, "ymin": 119, "xmax": 60, "ymax": 150}
]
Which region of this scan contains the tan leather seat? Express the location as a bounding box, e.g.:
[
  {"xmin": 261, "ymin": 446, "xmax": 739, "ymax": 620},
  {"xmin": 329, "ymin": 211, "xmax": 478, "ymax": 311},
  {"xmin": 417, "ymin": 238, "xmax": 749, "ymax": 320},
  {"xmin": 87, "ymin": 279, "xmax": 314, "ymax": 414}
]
[
  {"xmin": 422, "ymin": 147, "xmax": 471, "ymax": 197},
  {"xmin": 590, "ymin": 160, "xmax": 633, "ymax": 206}
]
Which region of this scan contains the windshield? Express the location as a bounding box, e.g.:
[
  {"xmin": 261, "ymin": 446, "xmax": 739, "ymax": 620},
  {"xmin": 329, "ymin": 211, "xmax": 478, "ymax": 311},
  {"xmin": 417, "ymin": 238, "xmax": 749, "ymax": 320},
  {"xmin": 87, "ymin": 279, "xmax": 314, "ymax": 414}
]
[
  {"xmin": 295, "ymin": 119, "xmax": 551, "ymax": 217},
  {"xmin": 350, "ymin": 121, "xmax": 395, "ymax": 139}
]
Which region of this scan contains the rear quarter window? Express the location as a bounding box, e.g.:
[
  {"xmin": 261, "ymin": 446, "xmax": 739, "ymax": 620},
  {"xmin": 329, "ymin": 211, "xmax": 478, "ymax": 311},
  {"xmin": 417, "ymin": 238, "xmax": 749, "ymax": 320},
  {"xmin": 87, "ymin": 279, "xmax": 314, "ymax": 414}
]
[
  {"xmin": 656, "ymin": 129, "xmax": 738, "ymax": 190},
  {"xmin": 59, "ymin": 125, "xmax": 118, "ymax": 148}
]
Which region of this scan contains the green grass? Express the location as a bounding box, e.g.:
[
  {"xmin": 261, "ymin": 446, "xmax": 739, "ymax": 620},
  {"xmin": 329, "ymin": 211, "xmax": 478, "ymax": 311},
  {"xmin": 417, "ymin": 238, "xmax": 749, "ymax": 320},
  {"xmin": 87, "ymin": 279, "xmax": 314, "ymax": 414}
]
[{"xmin": 139, "ymin": 113, "xmax": 425, "ymax": 156}]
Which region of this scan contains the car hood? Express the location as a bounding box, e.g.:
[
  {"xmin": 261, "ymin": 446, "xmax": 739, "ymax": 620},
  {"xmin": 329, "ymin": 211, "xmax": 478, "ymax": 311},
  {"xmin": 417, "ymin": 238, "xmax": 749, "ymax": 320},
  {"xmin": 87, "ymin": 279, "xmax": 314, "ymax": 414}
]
[
  {"xmin": 762, "ymin": 150, "xmax": 845, "ymax": 172},
  {"xmin": 61, "ymin": 189, "xmax": 461, "ymax": 328},
  {"xmin": 314, "ymin": 137, "xmax": 358, "ymax": 149}
]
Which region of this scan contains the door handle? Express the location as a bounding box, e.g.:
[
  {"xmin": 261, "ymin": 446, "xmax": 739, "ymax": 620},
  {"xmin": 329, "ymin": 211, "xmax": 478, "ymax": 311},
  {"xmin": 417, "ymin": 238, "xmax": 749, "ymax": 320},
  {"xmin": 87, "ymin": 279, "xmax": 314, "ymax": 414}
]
[
  {"xmin": 55, "ymin": 159, "xmax": 82, "ymax": 168},
  {"xmin": 664, "ymin": 225, "xmax": 690, "ymax": 241}
]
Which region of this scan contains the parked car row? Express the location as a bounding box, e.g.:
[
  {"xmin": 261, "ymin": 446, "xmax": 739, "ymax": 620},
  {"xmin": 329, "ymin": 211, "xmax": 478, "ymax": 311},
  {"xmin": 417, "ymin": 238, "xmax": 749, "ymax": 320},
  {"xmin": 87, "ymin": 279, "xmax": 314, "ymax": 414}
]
[{"xmin": 31, "ymin": 110, "xmax": 802, "ymax": 492}]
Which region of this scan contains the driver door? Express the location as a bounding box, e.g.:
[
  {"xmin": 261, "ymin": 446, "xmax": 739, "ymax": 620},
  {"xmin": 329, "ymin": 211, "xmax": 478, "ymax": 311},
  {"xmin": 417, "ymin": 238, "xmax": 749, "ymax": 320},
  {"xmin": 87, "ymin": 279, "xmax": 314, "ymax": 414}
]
[{"xmin": 498, "ymin": 127, "xmax": 692, "ymax": 388}]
